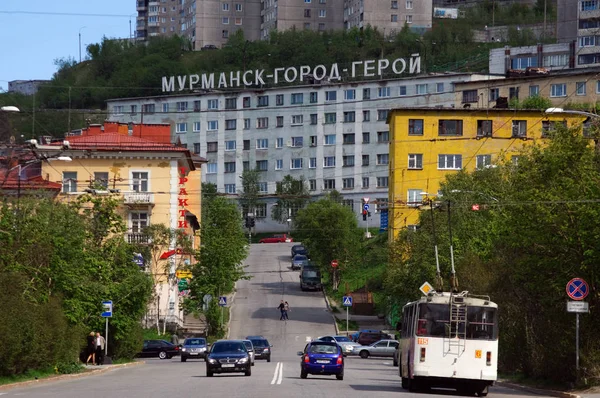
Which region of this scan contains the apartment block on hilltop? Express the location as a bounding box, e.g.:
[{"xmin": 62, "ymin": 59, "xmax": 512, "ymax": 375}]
[
  {"xmin": 558, "ymin": 0, "xmax": 600, "ymax": 67},
  {"xmin": 344, "ymin": 0, "xmax": 432, "ymax": 34}
]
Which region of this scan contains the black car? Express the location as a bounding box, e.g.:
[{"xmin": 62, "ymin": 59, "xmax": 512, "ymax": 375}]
[
  {"xmin": 291, "ymin": 244, "xmax": 307, "ymax": 257},
  {"xmin": 206, "ymin": 340, "xmax": 251, "ymax": 377},
  {"xmin": 246, "ymin": 336, "xmax": 272, "ymax": 362},
  {"xmin": 139, "ymin": 340, "xmax": 180, "ymax": 360},
  {"xmin": 181, "ymin": 337, "xmax": 209, "ymax": 362}
]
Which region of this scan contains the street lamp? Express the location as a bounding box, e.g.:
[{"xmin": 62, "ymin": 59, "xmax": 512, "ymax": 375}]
[
  {"xmin": 545, "ymin": 108, "xmax": 598, "ymax": 118},
  {"xmin": 7, "ymin": 156, "xmax": 72, "ymax": 205},
  {"xmin": 1, "ymin": 106, "xmax": 20, "ymax": 113}
]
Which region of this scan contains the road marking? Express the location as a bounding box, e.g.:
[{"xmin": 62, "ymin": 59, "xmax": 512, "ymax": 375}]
[
  {"xmin": 270, "ymin": 362, "xmax": 283, "ymax": 385},
  {"xmin": 306, "ymin": 336, "xmax": 311, "ymax": 342}
]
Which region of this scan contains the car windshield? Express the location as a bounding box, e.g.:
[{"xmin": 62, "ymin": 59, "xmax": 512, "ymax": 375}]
[
  {"xmin": 211, "ymin": 342, "xmax": 246, "ymax": 353},
  {"xmin": 185, "ymin": 338, "xmax": 206, "ymax": 346},
  {"xmin": 334, "ymin": 336, "xmax": 351, "ymax": 342},
  {"xmin": 309, "ymin": 344, "xmax": 337, "ymax": 354},
  {"xmin": 303, "ymin": 270, "xmax": 319, "ymax": 278},
  {"xmin": 243, "ymin": 341, "xmax": 253, "ymax": 350},
  {"xmin": 294, "ymin": 255, "xmax": 307, "ymax": 261},
  {"xmin": 250, "ymin": 339, "xmax": 268, "ymax": 347}
]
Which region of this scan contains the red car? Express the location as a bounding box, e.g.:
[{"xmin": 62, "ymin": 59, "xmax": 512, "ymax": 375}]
[{"xmin": 259, "ymin": 234, "xmax": 293, "ymax": 243}]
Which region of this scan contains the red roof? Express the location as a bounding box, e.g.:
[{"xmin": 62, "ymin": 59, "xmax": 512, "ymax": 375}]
[
  {"xmin": 0, "ymin": 171, "xmax": 61, "ymax": 192},
  {"xmin": 57, "ymin": 133, "xmax": 189, "ymax": 152}
]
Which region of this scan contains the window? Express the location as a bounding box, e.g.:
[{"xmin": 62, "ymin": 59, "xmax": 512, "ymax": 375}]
[
  {"xmin": 509, "ymin": 87, "xmax": 519, "ymax": 100},
  {"xmin": 378, "ymin": 87, "xmax": 391, "ymax": 97},
  {"xmin": 408, "ymin": 119, "xmax": 423, "ymax": 135},
  {"xmin": 391, "ymin": 14, "xmax": 398, "ymax": 22},
  {"xmin": 304, "ymin": 9, "xmax": 311, "ymax": 17},
  {"xmin": 344, "ymin": 111, "xmax": 356, "ymax": 122},
  {"xmin": 363, "ymin": 88, "xmax": 371, "ymax": 100},
  {"xmin": 206, "ymin": 163, "xmax": 217, "ymax": 174},
  {"xmin": 326, "ymin": 91, "xmax": 337, "ymax": 101},
  {"xmin": 344, "ymin": 89, "xmax": 356, "ymax": 100},
  {"xmin": 310, "ymin": 114, "xmax": 318, "ymax": 125},
  {"xmin": 324, "ymin": 135, "xmax": 336, "ymax": 145},
  {"xmin": 222, "ymin": 17, "xmax": 230, "ymax": 24},
  {"xmin": 489, "ymin": 88, "xmax": 499, "ymax": 101},
  {"xmin": 176, "ymin": 101, "xmax": 188, "ymax": 112},
  {"xmin": 511, "ymin": 56, "xmax": 537, "ymax": 69},
  {"xmin": 362, "ymin": 177, "xmax": 369, "ymax": 188},
  {"xmin": 543, "ymin": 54, "xmax": 568, "ymax": 67},
  {"xmin": 223, "ymin": 3, "xmax": 230, "ymax": 11},
  {"xmin": 207, "ymin": 142, "xmax": 218, "ymax": 152},
  {"xmin": 244, "ymin": 118, "xmax": 251, "ymax": 130},
  {"xmin": 235, "ymin": 3, "xmax": 243, "ymax": 11},
  {"xmin": 142, "ymin": 104, "xmax": 155, "ymax": 114},
  {"xmin": 342, "ymin": 199, "xmax": 354, "ymax": 210},
  {"xmin": 62, "ymin": 172, "xmax": 77, "ymax": 193},
  {"xmin": 477, "ymin": 120, "xmax": 493, "ymax": 137},
  {"xmin": 224, "ymin": 162, "xmax": 236, "ymax": 173},
  {"xmin": 291, "ymin": 115, "xmax": 304, "ymax": 125},
  {"xmin": 243, "ymin": 140, "xmax": 250, "ymax": 150},
  {"xmin": 399, "ymin": 86, "xmax": 407, "ymax": 96},
  {"xmin": 476, "ymin": 155, "xmax": 492, "ymax": 169},
  {"xmin": 438, "ymin": 120, "xmax": 463, "ymax": 136},
  {"xmin": 376, "ymin": 177, "xmax": 389, "ymax": 188},
  {"xmin": 309, "ymin": 158, "xmax": 317, "ymax": 168},
  {"xmin": 310, "ymin": 136, "xmax": 317, "ymax": 146},
  {"xmin": 276, "ymin": 137, "xmax": 283, "ymax": 148},
  {"xmin": 112, "ymin": 105, "xmax": 124, "ymax": 114},
  {"xmin": 257, "ymin": 183, "xmax": 267, "ymax": 194},
  {"xmin": 362, "ymin": 154, "xmax": 370, "ymax": 166},
  {"xmin": 256, "ymin": 139, "xmax": 268, "ymax": 149},
  {"xmin": 310, "ymin": 92, "xmax": 318, "ymax": 103},
  {"xmin": 222, "ymin": 30, "xmax": 229, "ymax": 39},
  {"xmin": 512, "ymin": 120, "xmax": 527, "ymax": 137},
  {"xmin": 407, "ymin": 189, "xmax": 423, "ymax": 206},
  {"xmin": 132, "ymin": 172, "xmax": 149, "ymax": 192},
  {"xmin": 225, "ymin": 98, "xmax": 237, "ymax": 109},
  {"xmin": 377, "ymin": 154, "xmax": 389, "ymax": 165},
  {"xmin": 291, "ymin": 136, "xmax": 303, "ymax": 147},
  {"xmin": 275, "ymin": 159, "xmax": 283, "ymax": 170},
  {"xmin": 309, "ymin": 179, "xmax": 317, "ymax": 191},
  {"xmin": 550, "ymin": 83, "xmax": 567, "ymax": 97},
  {"xmin": 235, "ymin": 17, "xmax": 242, "ymax": 25},
  {"xmin": 542, "ymin": 120, "xmax": 567, "ymax": 137},
  {"xmin": 324, "ymin": 179, "xmax": 335, "ymax": 190},
  {"xmin": 323, "ymin": 156, "xmax": 336, "ymax": 167},
  {"xmin": 257, "ymin": 95, "xmax": 269, "ymax": 107},
  {"xmin": 207, "ymin": 120, "xmax": 218, "ymax": 131},
  {"xmin": 319, "ymin": 9, "xmax": 326, "ymax": 17},
  {"xmin": 256, "ymin": 160, "xmax": 268, "ymax": 171},
  {"xmin": 438, "ymin": 155, "xmax": 462, "ymax": 170},
  {"xmin": 377, "ymin": 131, "xmax": 389, "ymax": 143},
  {"xmin": 290, "ymin": 158, "xmax": 303, "ymax": 169},
  {"xmin": 391, "ymin": 0, "xmax": 399, "ymax": 8},
  {"xmin": 225, "ymin": 140, "xmax": 236, "ymax": 151},
  {"xmin": 207, "ymin": 99, "xmax": 218, "ymax": 109},
  {"xmin": 276, "ymin": 116, "xmax": 284, "ymax": 127},
  {"xmin": 363, "ymin": 132, "xmax": 370, "ymax": 143},
  {"xmin": 193, "ymin": 100, "xmax": 201, "ymax": 112},
  {"xmin": 225, "ymin": 119, "xmax": 237, "ymax": 130},
  {"xmin": 257, "ymin": 117, "xmax": 268, "ymax": 128},
  {"xmin": 291, "ymin": 93, "xmax": 304, "ymax": 104},
  {"xmin": 276, "ymin": 94, "xmax": 284, "ymax": 106},
  {"xmin": 342, "ymin": 155, "xmax": 356, "ymax": 168},
  {"xmin": 529, "ymin": 85, "xmax": 539, "ymax": 96},
  {"xmin": 343, "ymin": 178, "xmax": 355, "ymax": 189},
  {"xmin": 416, "ymin": 84, "xmax": 428, "ymax": 95},
  {"xmin": 193, "ymin": 143, "xmax": 201, "ymax": 154},
  {"xmin": 406, "ymin": 0, "xmax": 413, "ymax": 8},
  {"xmin": 581, "ymin": 0, "xmax": 599, "ymax": 10},
  {"xmin": 377, "ymin": 110, "xmax": 389, "ymax": 121},
  {"xmin": 130, "ymin": 212, "xmax": 149, "ymax": 232},
  {"xmin": 343, "ymin": 133, "xmax": 355, "ymax": 144},
  {"xmin": 243, "ymin": 97, "xmax": 251, "ymax": 108},
  {"xmin": 408, "ymin": 154, "xmax": 423, "ymax": 169},
  {"xmin": 577, "ymin": 82, "xmax": 587, "ymax": 95},
  {"xmin": 224, "ymin": 184, "xmax": 236, "ymax": 194},
  {"xmin": 406, "ymin": 15, "xmax": 412, "ymax": 23},
  {"xmin": 436, "ymin": 83, "xmax": 444, "ymax": 93},
  {"xmin": 462, "ymin": 90, "xmax": 478, "ymax": 103},
  {"xmin": 363, "ymin": 110, "xmax": 371, "ymax": 122},
  {"xmin": 176, "ymin": 123, "xmax": 188, "ymax": 133},
  {"xmin": 325, "ymin": 113, "xmax": 337, "ymax": 124}
]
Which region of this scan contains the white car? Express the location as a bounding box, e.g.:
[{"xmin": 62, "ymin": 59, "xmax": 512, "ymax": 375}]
[
  {"xmin": 351, "ymin": 339, "xmax": 399, "ymax": 358},
  {"xmin": 315, "ymin": 335, "xmax": 362, "ymax": 356},
  {"xmin": 242, "ymin": 339, "xmax": 256, "ymax": 366}
]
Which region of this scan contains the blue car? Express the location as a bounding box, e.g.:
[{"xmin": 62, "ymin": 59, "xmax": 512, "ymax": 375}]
[{"xmin": 297, "ymin": 341, "xmax": 344, "ymax": 380}]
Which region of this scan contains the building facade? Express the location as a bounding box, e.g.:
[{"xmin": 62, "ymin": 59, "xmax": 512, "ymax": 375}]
[
  {"xmin": 557, "ymin": 0, "xmax": 600, "ymax": 68},
  {"xmin": 261, "ymin": 0, "xmax": 344, "ymax": 39},
  {"xmin": 8, "ymin": 80, "xmax": 50, "ymax": 96},
  {"xmin": 344, "ymin": 0, "xmax": 433, "ymax": 35},
  {"xmin": 489, "ymin": 43, "xmax": 576, "ymax": 75},
  {"xmin": 36, "ymin": 123, "xmax": 205, "ymax": 329},
  {"xmin": 387, "ymin": 108, "xmax": 586, "ymax": 238},
  {"xmin": 107, "ymin": 72, "xmax": 497, "ymax": 232}
]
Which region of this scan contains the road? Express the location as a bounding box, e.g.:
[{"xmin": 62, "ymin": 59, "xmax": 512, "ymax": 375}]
[{"xmin": 0, "ymin": 243, "xmax": 555, "ymax": 398}]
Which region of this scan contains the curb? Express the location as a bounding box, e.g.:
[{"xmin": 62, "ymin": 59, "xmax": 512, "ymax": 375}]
[
  {"xmin": 226, "ymin": 284, "xmax": 238, "ymax": 339},
  {"xmin": 496, "ymin": 381, "xmax": 581, "ymax": 398},
  {"xmin": 0, "ymin": 361, "xmax": 144, "ymax": 392},
  {"xmin": 322, "ymin": 290, "xmax": 340, "ymax": 335}
]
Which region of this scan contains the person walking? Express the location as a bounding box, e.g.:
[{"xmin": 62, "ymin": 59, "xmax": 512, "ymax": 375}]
[
  {"xmin": 95, "ymin": 332, "xmax": 106, "ymax": 365},
  {"xmin": 85, "ymin": 332, "xmax": 96, "ymax": 365},
  {"xmin": 283, "ymin": 301, "xmax": 290, "ymax": 320},
  {"xmin": 277, "ymin": 300, "xmax": 285, "ymax": 320}
]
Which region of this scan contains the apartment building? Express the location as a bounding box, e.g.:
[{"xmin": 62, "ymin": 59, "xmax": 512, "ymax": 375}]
[
  {"xmin": 387, "ymin": 108, "xmax": 586, "ymax": 239},
  {"xmin": 488, "ymin": 43, "xmax": 576, "ymax": 75},
  {"xmin": 557, "ymin": 0, "xmax": 600, "ymax": 67},
  {"xmin": 106, "ymin": 72, "xmax": 497, "ymax": 232},
  {"xmin": 261, "ymin": 0, "xmax": 344, "ymax": 39},
  {"xmin": 344, "ymin": 0, "xmax": 433, "ymax": 35}
]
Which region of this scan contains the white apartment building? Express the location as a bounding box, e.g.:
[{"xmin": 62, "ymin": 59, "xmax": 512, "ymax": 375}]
[
  {"xmin": 106, "ymin": 72, "xmax": 494, "ymax": 232},
  {"xmin": 344, "ymin": 0, "xmax": 433, "ymax": 34}
]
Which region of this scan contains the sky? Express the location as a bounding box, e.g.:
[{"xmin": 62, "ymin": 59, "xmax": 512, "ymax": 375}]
[{"xmin": 0, "ymin": 0, "xmax": 136, "ymax": 92}]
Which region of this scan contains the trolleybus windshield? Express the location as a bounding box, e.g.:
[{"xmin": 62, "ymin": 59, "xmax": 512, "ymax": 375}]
[{"xmin": 415, "ymin": 303, "xmax": 498, "ymax": 340}]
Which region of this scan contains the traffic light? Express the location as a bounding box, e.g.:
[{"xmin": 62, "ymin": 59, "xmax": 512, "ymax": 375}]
[
  {"xmin": 249, "ymin": 217, "xmax": 256, "ymax": 227},
  {"xmin": 362, "ymin": 210, "xmax": 367, "ymax": 221},
  {"xmin": 244, "ymin": 217, "xmax": 250, "ymax": 228}
]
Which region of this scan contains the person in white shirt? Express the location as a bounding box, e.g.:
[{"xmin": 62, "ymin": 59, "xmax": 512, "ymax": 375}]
[{"xmin": 95, "ymin": 332, "xmax": 106, "ymax": 365}]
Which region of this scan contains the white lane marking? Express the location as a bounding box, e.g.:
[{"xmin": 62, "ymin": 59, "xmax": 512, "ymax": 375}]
[
  {"xmin": 306, "ymin": 336, "xmax": 311, "ymax": 342},
  {"xmin": 270, "ymin": 362, "xmax": 282, "ymax": 385},
  {"xmin": 276, "ymin": 363, "xmax": 283, "ymax": 385}
]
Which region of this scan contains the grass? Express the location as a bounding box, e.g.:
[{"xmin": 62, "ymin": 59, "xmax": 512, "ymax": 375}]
[
  {"xmin": 498, "ymin": 372, "xmax": 575, "ymax": 391},
  {"xmin": 0, "ymin": 365, "xmax": 86, "ymax": 386},
  {"xmin": 335, "ymin": 316, "xmax": 360, "ymax": 332}
]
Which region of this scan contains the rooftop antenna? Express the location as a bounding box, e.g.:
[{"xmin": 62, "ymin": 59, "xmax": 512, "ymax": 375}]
[{"xmin": 447, "ymin": 200, "xmax": 459, "ymax": 293}]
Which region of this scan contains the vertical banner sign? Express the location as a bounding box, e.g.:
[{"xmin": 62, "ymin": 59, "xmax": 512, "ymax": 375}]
[{"xmin": 178, "ymin": 167, "xmax": 188, "ymax": 229}]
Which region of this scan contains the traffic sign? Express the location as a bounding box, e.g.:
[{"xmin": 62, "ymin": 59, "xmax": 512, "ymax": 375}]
[
  {"xmin": 331, "ymin": 259, "xmax": 338, "ymax": 268},
  {"xmin": 363, "ymin": 197, "xmax": 370, "ymax": 203},
  {"xmin": 176, "ymin": 270, "xmax": 193, "ymax": 279},
  {"xmin": 419, "ymin": 282, "xmax": 434, "ymax": 296},
  {"xmin": 566, "ymin": 278, "xmax": 589, "ymax": 301},
  {"xmin": 567, "ymin": 301, "xmax": 589, "ymax": 313},
  {"xmin": 101, "ymin": 300, "xmax": 113, "ymax": 318},
  {"xmin": 342, "ymin": 296, "xmax": 353, "ymax": 307},
  {"xmin": 363, "ymin": 203, "xmax": 370, "ymax": 211},
  {"xmin": 218, "ymin": 296, "xmax": 227, "ymax": 306}
]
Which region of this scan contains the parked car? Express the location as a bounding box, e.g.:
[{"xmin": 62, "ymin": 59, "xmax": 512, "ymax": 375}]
[
  {"xmin": 206, "ymin": 340, "xmax": 251, "ymax": 377},
  {"xmin": 298, "ymin": 341, "xmax": 344, "ymax": 380},
  {"xmin": 350, "ymin": 329, "xmax": 381, "ymax": 342},
  {"xmin": 300, "ymin": 267, "xmax": 322, "ymax": 291},
  {"xmin": 291, "ymin": 254, "xmax": 309, "ymax": 270},
  {"xmin": 357, "ymin": 331, "xmax": 393, "ymax": 346},
  {"xmin": 242, "ymin": 339, "xmax": 256, "ymax": 366},
  {"xmin": 259, "ymin": 234, "xmax": 293, "ymax": 243},
  {"xmin": 246, "ymin": 336, "xmax": 272, "ymax": 362},
  {"xmin": 138, "ymin": 340, "xmax": 180, "ymax": 360},
  {"xmin": 315, "ymin": 335, "xmax": 361, "ymax": 356},
  {"xmin": 180, "ymin": 337, "xmax": 209, "ymax": 362},
  {"xmin": 393, "ymin": 344, "xmax": 400, "ymax": 367},
  {"xmin": 352, "ymin": 339, "xmax": 399, "ymax": 359},
  {"xmin": 201, "ymin": 44, "xmax": 218, "ymax": 50},
  {"xmin": 291, "ymin": 244, "xmax": 307, "ymax": 257}
]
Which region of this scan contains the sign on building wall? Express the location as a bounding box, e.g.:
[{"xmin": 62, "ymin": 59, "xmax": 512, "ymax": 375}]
[{"xmin": 434, "ymin": 8, "xmax": 459, "ymax": 19}]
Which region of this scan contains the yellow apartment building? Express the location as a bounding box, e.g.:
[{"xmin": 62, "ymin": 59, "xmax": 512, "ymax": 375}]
[
  {"xmin": 387, "ymin": 108, "xmax": 586, "ymax": 240},
  {"xmin": 34, "ymin": 127, "xmax": 205, "ymax": 329}
]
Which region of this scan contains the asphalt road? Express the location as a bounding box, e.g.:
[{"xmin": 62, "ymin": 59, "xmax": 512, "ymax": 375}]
[{"xmin": 0, "ymin": 243, "xmax": 556, "ymax": 398}]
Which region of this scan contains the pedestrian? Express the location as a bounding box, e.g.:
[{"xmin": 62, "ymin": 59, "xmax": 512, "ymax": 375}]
[
  {"xmin": 85, "ymin": 332, "xmax": 96, "ymax": 365},
  {"xmin": 95, "ymin": 332, "xmax": 106, "ymax": 365},
  {"xmin": 284, "ymin": 301, "xmax": 290, "ymax": 320},
  {"xmin": 171, "ymin": 332, "xmax": 179, "ymax": 346},
  {"xmin": 277, "ymin": 300, "xmax": 285, "ymax": 320}
]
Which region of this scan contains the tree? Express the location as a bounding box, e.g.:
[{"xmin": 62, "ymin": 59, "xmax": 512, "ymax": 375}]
[
  {"xmin": 271, "ymin": 175, "xmax": 310, "ymax": 224},
  {"xmin": 239, "ymin": 168, "xmax": 261, "ymax": 218}
]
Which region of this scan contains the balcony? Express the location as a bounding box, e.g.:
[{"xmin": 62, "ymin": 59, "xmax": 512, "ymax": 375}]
[
  {"xmin": 124, "ymin": 191, "xmax": 154, "ymax": 206},
  {"xmin": 126, "ymin": 232, "xmax": 151, "ymax": 245},
  {"xmin": 136, "ymin": 2, "xmax": 147, "ymax": 11}
]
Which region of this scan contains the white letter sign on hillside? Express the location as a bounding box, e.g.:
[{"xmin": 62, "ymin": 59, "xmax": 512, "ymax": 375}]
[{"xmin": 160, "ymin": 55, "xmax": 422, "ymax": 92}]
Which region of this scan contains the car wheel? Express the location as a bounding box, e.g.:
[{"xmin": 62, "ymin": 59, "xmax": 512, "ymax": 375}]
[
  {"xmin": 359, "ymin": 350, "xmax": 369, "ymax": 359},
  {"xmin": 267, "ymin": 355, "xmax": 271, "ymax": 363},
  {"xmin": 181, "ymin": 357, "xmax": 187, "ymax": 362},
  {"xmin": 245, "ymin": 366, "xmax": 252, "ymax": 376},
  {"xmin": 476, "ymin": 386, "xmax": 489, "ymax": 397},
  {"xmin": 158, "ymin": 351, "xmax": 167, "ymax": 360},
  {"xmin": 251, "ymin": 361, "xmax": 255, "ymax": 366},
  {"xmin": 336, "ymin": 372, "xmax": 344, "ymax": 381},
  {"xmin": 206, "ymin": 369, "xmax": 213, "ymax": 377},
  {"xmin": 300, "ymin": 370, "xmax": 308, "ymax": 379},
  {"xmin": 393, "ymin": 357, "xmax": 398, "ymax": 367}
]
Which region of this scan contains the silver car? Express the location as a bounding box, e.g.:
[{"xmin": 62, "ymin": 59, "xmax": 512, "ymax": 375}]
[
  {"xmin": 242, "ymin": 339, "xmax": 256, "ymax": 366},
  {"xmin": 315, "ymin": 335, "xmax": 361, "ymax": 356},
  {"xmin": 352, "ymin": 339, "xmax": 399, "ymax": 358}
]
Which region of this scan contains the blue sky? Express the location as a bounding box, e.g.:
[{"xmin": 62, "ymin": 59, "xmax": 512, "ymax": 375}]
[{"xmin": 0, "ymin": 0, "xmax": 136, "ymax": 92}]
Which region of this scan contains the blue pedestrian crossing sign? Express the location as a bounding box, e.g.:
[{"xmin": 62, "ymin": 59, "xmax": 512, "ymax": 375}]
[
  {"xmin": 101, "ymin": 300, "xmax": 113, "ymax": 317},
  {"xmin": 218, "ymin": 296, "xmax": 227, "ymax": 306},
  {"xmin": 342, "ymin": 296, "xmax": 353, "ymax": 307}
]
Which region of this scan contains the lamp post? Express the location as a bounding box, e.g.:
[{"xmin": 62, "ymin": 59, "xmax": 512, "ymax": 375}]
[{"xmin": 79, "ymin": 26, "xmax": 87, "ymax": 63}]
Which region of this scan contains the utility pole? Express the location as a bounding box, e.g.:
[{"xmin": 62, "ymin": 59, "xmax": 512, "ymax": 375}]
[{"xmin": 543, "ymin": 0, "xmax": 547, "ymax": 38}]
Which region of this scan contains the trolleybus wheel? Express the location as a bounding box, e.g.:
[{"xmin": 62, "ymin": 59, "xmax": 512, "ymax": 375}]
[{"xmin": 476, "ymin": 386, "xmax": 489, "ymax": 397}]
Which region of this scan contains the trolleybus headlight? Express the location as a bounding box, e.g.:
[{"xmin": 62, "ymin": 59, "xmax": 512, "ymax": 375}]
[
  {"xmin": 486, "ymin": 351, "xmax": 492, "ymax": 366},
  {"xmin": 420, "ymin": 347, "xmax": 426, "ymax": 362}
]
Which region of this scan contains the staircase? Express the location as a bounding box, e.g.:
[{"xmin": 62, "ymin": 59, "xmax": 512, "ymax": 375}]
[{"xmin": 181, "ymin": 313, "xmax": 207, "ymax": 337}]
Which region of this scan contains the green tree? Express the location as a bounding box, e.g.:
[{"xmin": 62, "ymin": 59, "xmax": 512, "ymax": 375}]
[
  {"xmin": 239, "ymin": 168, "xmax": 261, "ymax": 217},
  {"xmin": 271, "ymin": 175, "xmax": 310, "ymax": 224}
]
